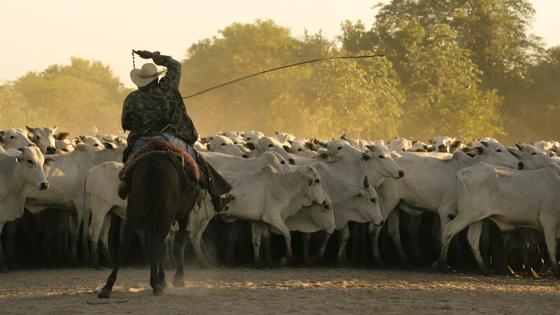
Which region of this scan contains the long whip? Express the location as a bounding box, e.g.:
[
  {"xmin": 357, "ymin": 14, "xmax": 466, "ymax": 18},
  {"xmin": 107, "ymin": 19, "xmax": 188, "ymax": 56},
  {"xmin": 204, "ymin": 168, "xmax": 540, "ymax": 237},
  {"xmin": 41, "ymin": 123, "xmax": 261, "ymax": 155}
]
[{"xmin": 181, "ymin": 54, "xmax": 385, "ymax": 100}]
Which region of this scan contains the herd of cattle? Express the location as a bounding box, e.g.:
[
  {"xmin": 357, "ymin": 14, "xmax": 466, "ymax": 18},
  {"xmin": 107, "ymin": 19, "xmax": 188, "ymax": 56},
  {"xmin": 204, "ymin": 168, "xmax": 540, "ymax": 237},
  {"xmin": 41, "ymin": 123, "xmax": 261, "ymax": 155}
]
[{"xmin": 1, "ymin": 126, "xmax": 560, "ymax": 279}]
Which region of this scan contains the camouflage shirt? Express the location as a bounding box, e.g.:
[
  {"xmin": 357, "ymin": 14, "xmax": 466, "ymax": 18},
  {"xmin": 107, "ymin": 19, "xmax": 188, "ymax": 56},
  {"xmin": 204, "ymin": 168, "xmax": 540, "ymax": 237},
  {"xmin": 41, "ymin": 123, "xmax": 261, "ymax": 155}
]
[{"xmin": 122, "ymin": 54, "xmax": 198, "ymax": 146}]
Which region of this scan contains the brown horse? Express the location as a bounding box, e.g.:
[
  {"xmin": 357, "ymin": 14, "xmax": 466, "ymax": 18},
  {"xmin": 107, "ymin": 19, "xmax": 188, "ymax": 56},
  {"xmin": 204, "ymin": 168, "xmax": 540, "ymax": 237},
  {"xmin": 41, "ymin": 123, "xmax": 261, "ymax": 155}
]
[{"xmin": 97, "ymin": 148, "xmax": 199, "ymax": 298}]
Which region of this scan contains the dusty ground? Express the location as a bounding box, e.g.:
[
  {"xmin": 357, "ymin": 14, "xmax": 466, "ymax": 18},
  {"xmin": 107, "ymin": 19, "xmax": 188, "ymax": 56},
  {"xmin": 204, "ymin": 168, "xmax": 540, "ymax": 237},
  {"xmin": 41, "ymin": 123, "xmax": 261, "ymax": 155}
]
[{"xmin": 0, "ymin": 267, "xmax": 559, "ymax": 314}]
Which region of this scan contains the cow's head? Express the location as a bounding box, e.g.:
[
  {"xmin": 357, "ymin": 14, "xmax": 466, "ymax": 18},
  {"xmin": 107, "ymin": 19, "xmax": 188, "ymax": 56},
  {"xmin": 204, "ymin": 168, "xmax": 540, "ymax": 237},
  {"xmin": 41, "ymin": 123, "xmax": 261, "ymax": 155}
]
[
  {"xmin": 362, "ymin": 143, "xmax": 405, "ymax": 179},
  {"xmin": 430, "ymin": 136, "xmax": 455, "ymax": 153},
  {"xmin": 26, "ymin": 125, "xmax": 57, "ymax": 155},
  {"xmin": 512, "ymin": 143, "xmax": 555, "ymax": 170},
  {"xmin": 388, "ymin": 137, "xmax": 412, "ymax": 153},
  {"xmin": 353, "ymin": 176, "xmax": 384, "ymax": 226},
  {"xmin": 301, "ymin": 166, "xmax": 328, "ymax": 208},
  {"xmin": 15, "ymin": 146, "xmax": 51, "ymax": 190},
  {"xmin": 472, "ymin": 141, "xmax": 523, "ymax": 169},
  {"xmin": 207, "ymin": 135, "xmax": 246, "ymax": 157},
  {"xmin": 1, "ymin": 128, "xmax": 34, "ymax": 150}
]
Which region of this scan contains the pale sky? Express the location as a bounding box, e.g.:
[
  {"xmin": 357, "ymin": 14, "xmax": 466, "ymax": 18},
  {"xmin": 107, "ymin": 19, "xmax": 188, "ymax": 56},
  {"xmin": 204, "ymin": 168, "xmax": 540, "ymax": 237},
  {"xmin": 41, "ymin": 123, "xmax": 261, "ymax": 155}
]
[{"xmin": 1, "ymin": 0, "xmax": 558, "ymax": 87}]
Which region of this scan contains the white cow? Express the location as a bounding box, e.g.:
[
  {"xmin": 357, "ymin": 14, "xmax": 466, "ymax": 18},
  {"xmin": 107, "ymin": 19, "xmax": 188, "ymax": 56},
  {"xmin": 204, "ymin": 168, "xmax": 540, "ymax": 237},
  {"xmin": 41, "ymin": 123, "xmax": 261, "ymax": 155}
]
[
  {"xmin": 429, "ymin": 136, "xmax": 462, "ymax": 153},
  {"xmin": 54, "ymin": 132, "xmax": 75, "ymax": 153},
  {"xmin": 388, "ymin": 137, "xmax": 413, "ymax": 153},
  {"xmin": 24, "ymin": 143, "xmax": 123, "ymax": 264},
  {"xmin": 218, "ymin": 165, "xmax": 327, "ymax": 266},
  {"xmin": 26, "ymin": 126, "xmax": 57, "ymax": 154},
  {"xmin": 206, "ymin": 135, "xmax": 248, "ymax": 157},
  {"xmin": 85, "ymin": 161, "xmax": 126, "ymax": 267},
  {"xmin": 434, "ymin": 162, "xmax": 560, "ymax": 277},
  {"xmin": 0, "ymin": 146, "xmax": 50, "ymax": 270},
  {"xmin": 0, "ymin": 128, "xmax": 34, "ymax": 150}
]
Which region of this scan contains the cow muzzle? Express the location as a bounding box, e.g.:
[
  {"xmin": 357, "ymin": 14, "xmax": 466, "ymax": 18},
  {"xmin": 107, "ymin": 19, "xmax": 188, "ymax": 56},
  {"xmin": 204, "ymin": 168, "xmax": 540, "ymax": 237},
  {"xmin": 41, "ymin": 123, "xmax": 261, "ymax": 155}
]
[
  {"xmin": 46, "ymin": 146, "xmax": 56, "ymax": 155},
  {"xmin": 518, "ymin": 162, "xmax": 524, "ymax": 170},
  {"xmin": 39, "ymin": 182, "xmax": 49, "ymax": 190}
]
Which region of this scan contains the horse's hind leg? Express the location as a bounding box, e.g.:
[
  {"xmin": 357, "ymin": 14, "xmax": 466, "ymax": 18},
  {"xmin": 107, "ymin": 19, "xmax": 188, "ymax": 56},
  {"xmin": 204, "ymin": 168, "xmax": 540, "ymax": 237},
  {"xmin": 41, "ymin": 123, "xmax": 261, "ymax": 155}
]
[
  {"xmin": 97, "ymin": 223, "xmax": 134, "ymax": 299},
  {"xmin": 173, "ymin": 219, "xmax": 188, "ymax": 287}
]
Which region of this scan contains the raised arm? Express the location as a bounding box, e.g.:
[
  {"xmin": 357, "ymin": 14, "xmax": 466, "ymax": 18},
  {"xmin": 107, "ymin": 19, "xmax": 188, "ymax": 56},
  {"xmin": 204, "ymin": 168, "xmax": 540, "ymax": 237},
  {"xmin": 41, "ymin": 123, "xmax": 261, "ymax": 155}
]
[{"xmin": 133, "ymin": 50, "xmax": 181, "ymax": 89}]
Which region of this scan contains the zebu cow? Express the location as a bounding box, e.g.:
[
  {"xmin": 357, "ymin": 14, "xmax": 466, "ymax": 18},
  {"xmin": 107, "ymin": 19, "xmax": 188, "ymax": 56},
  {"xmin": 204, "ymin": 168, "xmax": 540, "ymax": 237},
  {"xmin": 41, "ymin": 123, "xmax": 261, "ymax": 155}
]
[
  {"xmin": 26, "ymin": 126, "xmax": 57, "ymax": 154},
  {"xmin": 285, "ymin": 139, "xmax": 318, "ymax": 158},
  {"xmin": 0, "ymin": 146, "xmax": 50, "ymax": 271},
  {"xmin": 206, "ymin": 135, "xmax": 248, "ymax": 157},
  {"xmin": 218, "ymin": 165, "xmax": 328, "ymax": 266},
  {"xmin": 434, "ymin": 162, "xmax": 560, "ymax": 277},
  {"xmin": 0, "ymin": 128, "xmax": 34, "ymax": 150},
  {"xmin": 429, "ymin": 136, "xmax": 462, "ymax": 153},
  {"xmin": 388, "ymin": 137, "xmax": 413, "ymax": 153},
  {"xmin": 243, "ymin": 130, "xmax": 264, "ymax": 150},
  {"xmin": 24, "ymin": 142, "xmax": 122, "ymax": 264},
  {"xmin": 54, "ymin": 132, "xmax": 75, "ymax": 153},
  {"xmin": 391, "ymin": 141, "xmax": 521, "ymax": 263}
]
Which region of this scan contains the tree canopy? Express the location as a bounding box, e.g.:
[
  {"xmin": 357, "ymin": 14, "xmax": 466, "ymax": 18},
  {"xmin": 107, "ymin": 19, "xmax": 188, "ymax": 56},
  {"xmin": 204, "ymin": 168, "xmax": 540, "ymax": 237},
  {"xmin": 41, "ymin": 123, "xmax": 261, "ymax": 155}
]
[{"xmin": 2, "ymin": 1, "xmax": 558, "ymax": 143}]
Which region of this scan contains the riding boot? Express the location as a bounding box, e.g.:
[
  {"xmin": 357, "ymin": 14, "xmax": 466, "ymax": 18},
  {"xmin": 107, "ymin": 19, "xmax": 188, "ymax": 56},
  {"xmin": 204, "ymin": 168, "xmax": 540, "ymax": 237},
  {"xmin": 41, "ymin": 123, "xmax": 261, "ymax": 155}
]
[{"xmin": 195, "ymin": 151, "xmax": 234, "ymax": 212}]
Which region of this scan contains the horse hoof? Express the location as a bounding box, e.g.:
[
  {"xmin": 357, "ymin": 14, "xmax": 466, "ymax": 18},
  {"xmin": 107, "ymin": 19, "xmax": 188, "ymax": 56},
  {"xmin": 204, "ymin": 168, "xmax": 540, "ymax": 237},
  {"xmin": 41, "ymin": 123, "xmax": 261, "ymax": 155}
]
[
  {"xmin": 173, "ymin": 277, "xmax": 184, "ymax": 288},
  {"xmin": 97, "ymin": 288, "xmax": 111, "ymax": 299}
]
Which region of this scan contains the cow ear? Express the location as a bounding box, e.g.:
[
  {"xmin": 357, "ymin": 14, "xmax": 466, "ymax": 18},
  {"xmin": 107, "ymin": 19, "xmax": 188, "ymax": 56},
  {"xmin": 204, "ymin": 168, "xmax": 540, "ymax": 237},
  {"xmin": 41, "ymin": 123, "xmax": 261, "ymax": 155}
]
[
  {"xmin": 361, "ymin": 152, "xmax": 371, "ymax": 161},
  {"xmin": 412, "ymin": 140, "xmax": 418, "ymax": 145},
  {"xmin": 340, "ymin": 134, "xmax": 347, "ymax": 140},
  {"xmin": 26, "ymin": 126, "xmax": 35, "ymax": 133},
  {"xmin": 363, "ymin": 176, "xmax": 370, "ymax": 188},
  {"xmin": 52, "ymin": 125, "xmax": 58, "ymax": 132},
  {"xmin": 103, "ymin": 142, "xmax": 116, "ymax": 150},
  {"xmin": 0, "ymin": 131, "xmax": 4, "ymax": 142},
  {"xmin": 44, "ymin": 157, "xmax": 55, "ymax": 165},
  {"xmin": 451, "ymin": 140, "xmax": 462, "ymax": 148},
  {"xmin": 480, "ymin": 141, "xmax": 489, "ymax": 147},
  {"xmin": 515, "ymin": 143, "xmax": 523, "ymax": 150},
  {"xmin": 55, "ymin": 132, "xmax": 70, "ymax": 140},
  {"xmin": 275, "ymin": 131, "xmax": 279, "ymax": 135},
  {"xmin": 287, "ymin": 139, "xmax": 293, "ymax": 145},
  {"xmin": 282, "ymin": 145, "xmax": 291, "ymax": 152}
]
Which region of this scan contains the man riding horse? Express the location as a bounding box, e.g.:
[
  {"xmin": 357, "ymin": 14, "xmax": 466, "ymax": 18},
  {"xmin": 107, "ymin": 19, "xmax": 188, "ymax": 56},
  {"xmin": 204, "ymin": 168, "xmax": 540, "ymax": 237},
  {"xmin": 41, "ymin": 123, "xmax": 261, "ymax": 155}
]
[{"xmin": 120, "ymin": 49, "xmax": 232, "ymax": 211}]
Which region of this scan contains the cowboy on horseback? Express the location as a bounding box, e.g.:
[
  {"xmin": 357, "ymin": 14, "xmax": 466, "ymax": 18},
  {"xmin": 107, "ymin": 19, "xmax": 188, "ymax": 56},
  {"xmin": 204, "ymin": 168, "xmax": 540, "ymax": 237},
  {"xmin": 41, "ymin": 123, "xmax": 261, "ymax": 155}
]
[{"xmin": 120, "ymin": 49, "xmax": 232, "ymax": 211}]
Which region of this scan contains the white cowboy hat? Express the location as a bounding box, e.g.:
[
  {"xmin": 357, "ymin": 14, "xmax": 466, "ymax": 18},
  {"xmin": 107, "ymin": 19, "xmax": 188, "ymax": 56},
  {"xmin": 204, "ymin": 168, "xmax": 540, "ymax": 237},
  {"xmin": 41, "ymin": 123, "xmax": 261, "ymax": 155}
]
[{"xmin": 130, "ymin": 63, "xmax": 165, "ymax": 87}]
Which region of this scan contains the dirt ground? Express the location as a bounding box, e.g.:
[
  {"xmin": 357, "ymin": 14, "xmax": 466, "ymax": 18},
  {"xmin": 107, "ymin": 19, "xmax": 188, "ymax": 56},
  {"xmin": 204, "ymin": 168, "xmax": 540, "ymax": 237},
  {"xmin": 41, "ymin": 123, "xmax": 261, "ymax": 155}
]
[{"xmin": 0, "ymin": 267, "xmax": 559, "ymax": 314}]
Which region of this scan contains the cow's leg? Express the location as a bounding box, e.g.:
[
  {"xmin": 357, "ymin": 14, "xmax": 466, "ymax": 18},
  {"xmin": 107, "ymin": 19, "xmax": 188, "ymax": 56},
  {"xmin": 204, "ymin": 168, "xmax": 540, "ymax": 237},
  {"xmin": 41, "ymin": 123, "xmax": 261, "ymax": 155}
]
[
  {"xmin": 224, "ymin": 222, "xmax": 242, "ymax": 266},
  {"xmin": 368, "ymin": 223, "xmax": 384, "ymax": 266},
  {"xmin": 433, "ymin": 214, "xmax": 473, "ymax": 272},
  {"xmin": 173, "ymin": 219, "xmax": 188, "ymax": 287},
  {"xmin": 80, "ymin": 204, "xmax": 91, "ymax": 264},
  {"xmin": 405, "ymin": 213, "xmax": 424, "ymax": 266},
  {"xmin": 100, "ymin": 214, "xmax": 113, "ymax": 267},
  {"xmin": 97, "ymin": 222, "xmax": 134, "ymax": 299},
  {"xmin": 89, "ymin": 210, "xmax": 107, "ymax": 268},
  {"xmin": 540, "ymin": 218, "xmax": 559, "ymax": 278},
  {"xmin": 267, "ymin": 217, "xmax": 292, "ymax": 266},
  {"xmin": 4, "ymin": 221, "xmax": 17, "ymax": 269},
  {"xmin": 69, "ymin": 212, "xmax": 80, "ymax": 266},
  {"xmin": 466, "ymin": 221, "xmax": 489, "ymax": 275},
  {"xmin": 250, "ymin": 222, "xmax": 263, "ymax": 268},
  {"xmin": 188, "ymin": 212, "xmax": 214, "ymax": 268},
  {"xmin": 336, "ymin": 225, "xmax": 350, "ymax": 266},
  {"xmin": 386, "ymin": 211, "xmax": 412, "ymax": 267},
  {"xmin": 0, "ymin": 222, "xmax": 8, "ymax": 272},
  {"xmin": 302, "ymin": 233, "xmax": 312, "ymax": 267},
  {"xmin": 262, "ymin": 226, "xmax": 273, "ymax": 267},
  {"xmin": 311, "ymin": 231, "xmax": 331, "ymax": 264}
]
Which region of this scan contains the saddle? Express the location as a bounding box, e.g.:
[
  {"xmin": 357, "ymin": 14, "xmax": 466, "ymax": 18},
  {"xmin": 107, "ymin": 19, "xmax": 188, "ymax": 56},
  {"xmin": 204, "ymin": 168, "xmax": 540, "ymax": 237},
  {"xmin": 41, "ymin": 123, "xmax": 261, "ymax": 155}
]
[{"xmin": 119, "ymin": 139, "xmax": 201, "ymax": 194}]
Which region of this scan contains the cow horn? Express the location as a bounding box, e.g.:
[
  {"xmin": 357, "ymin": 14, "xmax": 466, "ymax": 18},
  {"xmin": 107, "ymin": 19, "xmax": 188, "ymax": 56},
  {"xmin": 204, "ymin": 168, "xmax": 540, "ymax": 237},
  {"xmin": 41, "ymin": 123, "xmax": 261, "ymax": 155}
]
[{"xmin": 515, "ymin": 143, "xmax": 523, "ymax": 150}]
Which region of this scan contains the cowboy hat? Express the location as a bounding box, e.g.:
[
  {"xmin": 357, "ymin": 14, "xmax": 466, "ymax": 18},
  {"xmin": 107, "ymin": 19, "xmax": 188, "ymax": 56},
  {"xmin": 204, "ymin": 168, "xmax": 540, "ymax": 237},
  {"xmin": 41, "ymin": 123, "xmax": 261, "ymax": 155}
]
[{"xmin": 130, "ymin": 63, "xmax": 165, "ymax": 87}]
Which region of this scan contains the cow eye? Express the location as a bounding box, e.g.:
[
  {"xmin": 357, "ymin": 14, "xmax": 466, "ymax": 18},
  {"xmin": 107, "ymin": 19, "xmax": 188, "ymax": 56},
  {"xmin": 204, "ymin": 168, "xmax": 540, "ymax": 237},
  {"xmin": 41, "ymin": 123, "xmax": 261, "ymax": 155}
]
[
  {"xmin": 27, "ymin": 160, "xmax": 34, "ymax": 165},
  {"xmin": 233, "ymin": 142, "xmax": 238, "ymax": 145},
  {"xmin": 370, "ymin": 198, "xmax": 377, "ymax": 203},
  {"xmin": 315, "ymin": 179, "xmax": 320, "ymax": 184},
  {"xmin": 247, "ymin": 138, "xmax": 251, "ymax": 140},
  {"xmin": 94, "ymin": 144, "xmax": 100, "ymax": 147},
  {"xmin": 36, "ymin": 136, "xmax": 41, "ymax": 139},
  {"xmin": 298, "ymin": 148, "xmax": 303, "ymax": 152},
  {"xmin": 531, "ymin": 152, "xmax": 537, "ymax": 155},
  {"xmin": 268, "ymin": 144, "xmax": 274, "ymax": 148},
  {"xmin": 10, "ymin": 136, "xmax": 16, "ymax": 139},
  {"xmin": 221, "ymin": 143, "xmax": 226, "ymax": 146},
  {"xmin": 337, "ymin": 147, "xmax": 342, "ymax": 150},
  {"xmin": 379, "ymin": 155, "xmax": 385, "ymax": 159},
  {"xmin": 496, "ymin": 149, "xmax": 502, "ymax": 152}
]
